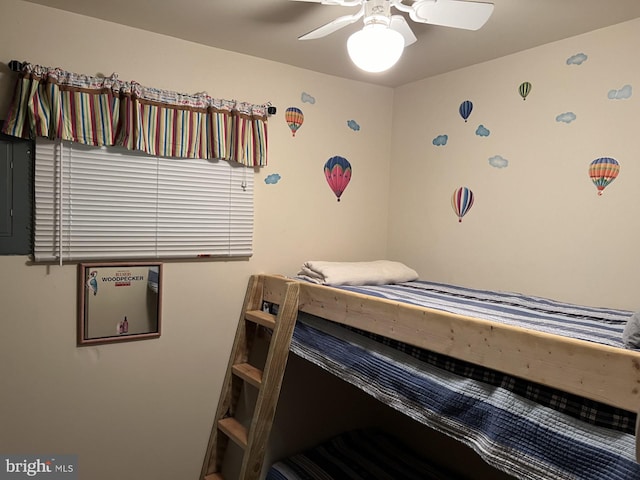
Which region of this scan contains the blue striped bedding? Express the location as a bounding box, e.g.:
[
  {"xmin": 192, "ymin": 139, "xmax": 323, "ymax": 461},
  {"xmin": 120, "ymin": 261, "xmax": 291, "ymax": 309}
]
[
  {"xmin": 338, "ymin": 281, "xmax": 632, "ymax": 349},
  {"xmin": 267, "ymin": 428, "xmax": 464, "ymax": 480},
  {"xmin": 276, "ymin": 312, "xmax": 640, "ymax": 479}
]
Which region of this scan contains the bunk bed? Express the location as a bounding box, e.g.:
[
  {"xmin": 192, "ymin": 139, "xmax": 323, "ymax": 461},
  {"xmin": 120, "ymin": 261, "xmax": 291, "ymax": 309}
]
[{"xmin": 257, "ymin": 262, "xmax": 640, "ymax": 480}]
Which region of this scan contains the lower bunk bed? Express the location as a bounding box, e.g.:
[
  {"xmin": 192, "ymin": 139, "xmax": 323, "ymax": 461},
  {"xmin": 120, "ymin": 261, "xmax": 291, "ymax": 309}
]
[
  {"xmin": 267, "ymin": 428, "xmax": 465, "ymax": 480},
  {"xmin": 257, "ymin": 268, "xmax": 640, "ymax": 480}
]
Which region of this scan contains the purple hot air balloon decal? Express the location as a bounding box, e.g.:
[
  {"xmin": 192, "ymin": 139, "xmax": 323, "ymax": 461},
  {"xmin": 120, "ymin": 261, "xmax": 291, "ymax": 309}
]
[
  {"xmin": 459, "ymin": 100, "xmax": 473, "ymax": 122},
  {"xmin": 589, "ymin": 157, "xmax": 619, "ymax": 196},
  {"xmin": 452, "ymin": 187, "xmax": 474, "ymax": 222},
  {"xmin": 324, "ymin": 156, "xmax": 352, "ymax": 202}
]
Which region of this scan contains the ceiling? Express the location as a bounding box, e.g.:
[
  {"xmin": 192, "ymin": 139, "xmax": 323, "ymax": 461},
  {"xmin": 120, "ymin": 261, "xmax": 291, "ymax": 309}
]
[{"xmin": 21, "ymin": 0, "xmax": 640, "ymax": 88}]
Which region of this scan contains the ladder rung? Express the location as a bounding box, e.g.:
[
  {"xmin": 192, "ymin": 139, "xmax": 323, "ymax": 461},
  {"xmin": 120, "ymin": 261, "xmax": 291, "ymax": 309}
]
[
  {"xmin": 204, "ymin": 474, "xmax": 224, "ymax": 480},
  {"xmin": 218, "ymin": 417, "xmax": 248, "ymax": 449},
  {"xmin": 232, "ymin": 362, "xmax": 263, "ymax": 388},
  {"xmin": 245, "ymin": 309, "xmax": 276, "ymax": 329}
]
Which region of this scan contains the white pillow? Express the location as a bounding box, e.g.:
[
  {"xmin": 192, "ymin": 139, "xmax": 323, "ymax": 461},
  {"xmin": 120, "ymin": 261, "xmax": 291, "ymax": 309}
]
[{"xmin": 297, "ymin": 260, "xmax": 419, "ymax": 286}]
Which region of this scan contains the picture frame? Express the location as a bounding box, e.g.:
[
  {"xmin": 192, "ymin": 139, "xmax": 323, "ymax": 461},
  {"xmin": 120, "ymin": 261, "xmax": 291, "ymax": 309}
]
[{"xmin": 78, "ymin": 262, "xmax": 163, "ymax": 346}]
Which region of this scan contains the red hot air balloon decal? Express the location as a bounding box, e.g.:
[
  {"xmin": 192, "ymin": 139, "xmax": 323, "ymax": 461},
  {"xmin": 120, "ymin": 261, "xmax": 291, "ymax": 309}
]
[
  {"xmin": 285, "ymin": 107, "xmax": 304, "ymax": 136},
  {"xmin": 324, "ymin": 156, "xmax": 352, "ymax": 202},
  {"xmin": 589, "ymin": 157, "xmax": 619, "ymax": 196},
  {"xmin": 452, "ymin": 187, "xmax": 474, "ymax": 222},
  {"xmin": 459, "ymin": 100, "xmax": 473, "ymax": 122}
]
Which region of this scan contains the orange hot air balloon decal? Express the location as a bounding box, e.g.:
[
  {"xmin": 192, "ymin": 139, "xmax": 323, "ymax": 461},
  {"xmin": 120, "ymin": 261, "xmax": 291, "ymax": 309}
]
[
  {"xmin": 285, "ymin": 107, "xmax": 304, "ymax": 136},
  {"xmin": 324, "ymin": 156, "xmax": 351, "ymax": 202},
  {"xmin": 589, "ymin": 157, "xmax": 619, "ymax": 196}
]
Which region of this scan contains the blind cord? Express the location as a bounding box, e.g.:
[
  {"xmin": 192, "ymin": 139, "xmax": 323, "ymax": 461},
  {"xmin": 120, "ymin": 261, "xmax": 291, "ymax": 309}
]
[{"xmin": 58, "ymin": 140, "xmax": 64, "ymax": 266}]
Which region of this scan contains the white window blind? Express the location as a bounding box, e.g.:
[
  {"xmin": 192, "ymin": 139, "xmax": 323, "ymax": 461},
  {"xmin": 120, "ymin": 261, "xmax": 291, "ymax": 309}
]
[{"xmin": 34, "ymin": 138, "xmax": 253, "ymax": 262}]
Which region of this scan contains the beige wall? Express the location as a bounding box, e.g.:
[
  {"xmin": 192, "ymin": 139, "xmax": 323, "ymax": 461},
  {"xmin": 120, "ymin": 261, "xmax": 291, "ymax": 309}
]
[
  {"xmin": 389, "ymin": 18, "xmax": 640, "ymax": 310},
  {"xmin": 2, "ymin": 1, "xmax": 640, "ymax": 478},
  {"xmin": 0, "ymin": 1, "xmax": 391, "ymax": 479}
]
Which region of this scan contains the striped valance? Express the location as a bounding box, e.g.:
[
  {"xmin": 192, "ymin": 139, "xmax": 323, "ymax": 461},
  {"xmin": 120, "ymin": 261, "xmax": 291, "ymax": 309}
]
[{"xmin": 2, "ymin": 63, "xmax": 269, "ymax": 166}]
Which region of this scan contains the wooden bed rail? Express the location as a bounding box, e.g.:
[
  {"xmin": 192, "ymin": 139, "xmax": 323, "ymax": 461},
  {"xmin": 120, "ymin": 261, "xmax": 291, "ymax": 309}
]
[{"xmin": 260, "ymin": 274, "xmax": 640, "ymax": 413}]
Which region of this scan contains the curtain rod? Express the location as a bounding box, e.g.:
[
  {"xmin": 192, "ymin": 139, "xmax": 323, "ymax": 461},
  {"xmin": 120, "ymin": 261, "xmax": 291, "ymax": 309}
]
[{"xmin": 7, "ymin": 60, "xmax": 277, "ymax": 115}]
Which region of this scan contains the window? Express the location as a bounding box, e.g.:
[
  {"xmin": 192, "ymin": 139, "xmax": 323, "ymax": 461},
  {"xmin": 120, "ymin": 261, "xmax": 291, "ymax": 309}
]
[
  {"xmin": 0, "ymin": 133, "xmax": 33, "ymax": 254},
  {"xmin": 34, "ymin": 138, "xmax": 253, "ymax": 262}
]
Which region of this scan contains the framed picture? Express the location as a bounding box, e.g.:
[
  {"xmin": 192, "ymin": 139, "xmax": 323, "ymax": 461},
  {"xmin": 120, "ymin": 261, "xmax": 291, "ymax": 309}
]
[{"xmin": 78, "ymin": 262, "xmax": 162, "ymax": 346}]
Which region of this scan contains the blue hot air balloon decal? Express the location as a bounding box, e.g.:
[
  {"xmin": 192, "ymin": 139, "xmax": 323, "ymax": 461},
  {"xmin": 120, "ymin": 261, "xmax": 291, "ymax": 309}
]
[
  {"xmin": 452, "ymin": 187, "xmax": 474, "ymax": 222},
  {"xmin": 459, "ymin": 100, "xmax": 473, "ymax": 122},
  {"xmin": 324, "ymin": 156, "xmax": 352, "ymax": 202}
]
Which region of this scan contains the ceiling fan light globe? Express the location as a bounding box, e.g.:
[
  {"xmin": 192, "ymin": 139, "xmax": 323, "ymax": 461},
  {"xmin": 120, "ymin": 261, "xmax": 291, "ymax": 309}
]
[{"xmin": 347, "ymin": 24, "xmax": 404, "ymax": 73}]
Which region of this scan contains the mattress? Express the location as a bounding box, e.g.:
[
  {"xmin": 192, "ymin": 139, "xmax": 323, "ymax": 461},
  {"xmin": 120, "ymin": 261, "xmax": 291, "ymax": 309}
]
[{"xmin": 338, "ymin": 280, "xmax": 632, "ymax": 349}]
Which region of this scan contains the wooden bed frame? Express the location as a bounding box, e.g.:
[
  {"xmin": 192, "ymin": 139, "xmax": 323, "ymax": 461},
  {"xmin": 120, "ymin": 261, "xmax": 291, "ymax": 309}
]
[
  {"xmin": 202, "ymin": 273, "xmax": 640, "ymax": 479},
  {"xmin": 261, "ymin": 274, "xmax": 640, "ymax": 414}
]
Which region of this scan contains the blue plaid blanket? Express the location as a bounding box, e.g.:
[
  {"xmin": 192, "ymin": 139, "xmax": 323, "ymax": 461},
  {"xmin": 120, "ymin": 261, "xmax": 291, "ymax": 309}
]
[{"xmin": 286, "ymin": 313, "xmax": 639, "ymax": 480}]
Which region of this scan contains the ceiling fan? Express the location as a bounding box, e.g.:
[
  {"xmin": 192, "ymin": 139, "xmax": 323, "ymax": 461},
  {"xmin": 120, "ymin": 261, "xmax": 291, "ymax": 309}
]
[
  {"xmin": 291, "ymin": 0, "xmax": 494, "ymax": 72},
  {"xmin": 293, "ymin": 0, "xmax": 494, "ymax": 41}
]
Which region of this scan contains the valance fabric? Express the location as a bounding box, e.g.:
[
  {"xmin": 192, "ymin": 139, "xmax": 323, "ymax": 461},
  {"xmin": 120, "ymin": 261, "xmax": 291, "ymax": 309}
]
[{"xmin": 2, "ymin": 63, "xmax": 269, "ymax": 166}]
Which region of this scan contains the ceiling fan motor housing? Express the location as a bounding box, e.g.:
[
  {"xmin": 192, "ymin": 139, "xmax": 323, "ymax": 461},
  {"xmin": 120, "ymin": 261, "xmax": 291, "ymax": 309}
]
[{"xmin": 364, "ymin": 0, "xmax": 393, "ymax": 26}]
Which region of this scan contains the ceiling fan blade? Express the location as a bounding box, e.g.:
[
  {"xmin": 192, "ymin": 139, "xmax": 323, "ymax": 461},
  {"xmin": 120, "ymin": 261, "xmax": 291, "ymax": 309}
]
[
  {"xmin": 409, "ymin": 0, "xmax": 494, "ymax": 31},
  {"xmin": 289, "ymin": 0, "xmax": 362, "ymax": 5},
  {"xmin": 390, "ymin": 15, "xmax": 417, "ymax": 47},
  {"xmin": 298, "ymin": 8, "xmax": 364, "ymax": 40}
]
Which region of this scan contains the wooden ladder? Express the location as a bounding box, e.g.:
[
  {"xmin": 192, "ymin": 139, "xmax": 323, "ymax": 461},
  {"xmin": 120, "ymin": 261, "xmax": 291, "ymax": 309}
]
[{"xmin": 201, "ymin": 275, "xmax": 300, "ymax": 480}]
